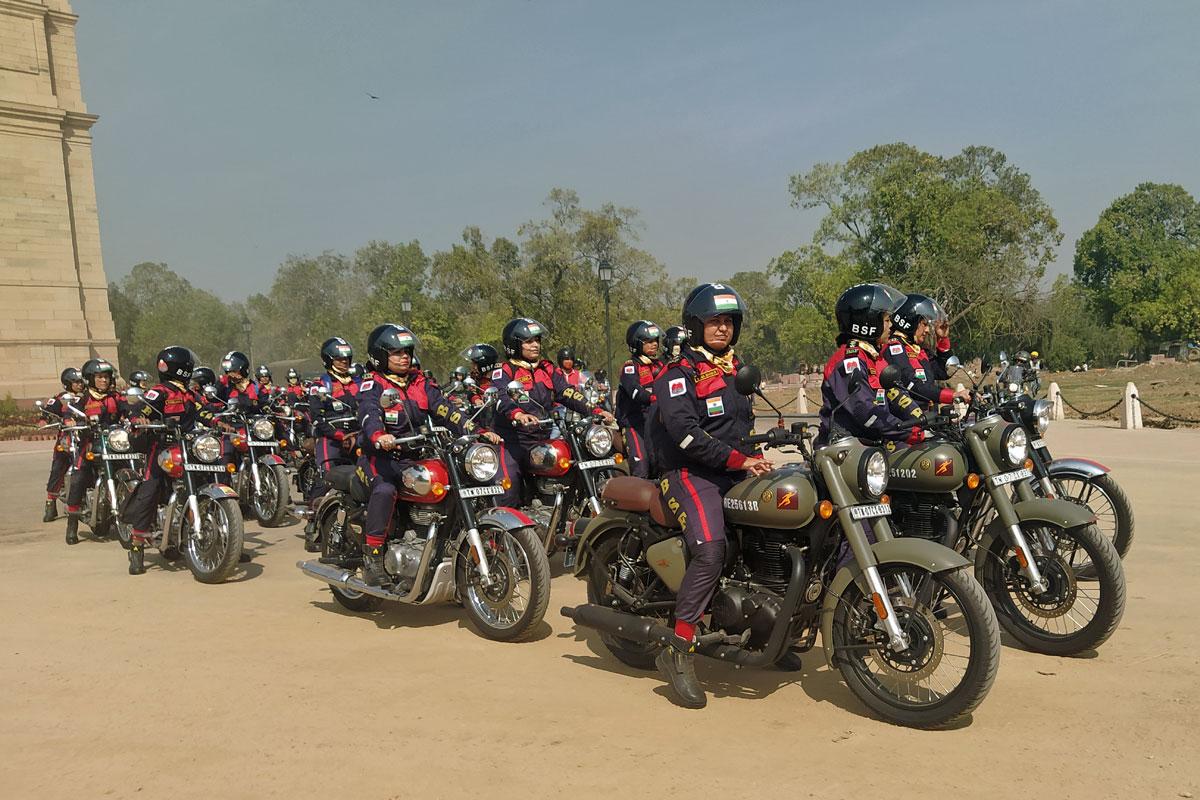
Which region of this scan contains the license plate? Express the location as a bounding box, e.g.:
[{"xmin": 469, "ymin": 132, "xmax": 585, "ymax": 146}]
[
  {"xmin": 848, "ymin": 503, "xmax": 891, "ymax": 520},
  {"xmin": 459, "ymin": 484, "xmax": 504, "ymax": 498},
  {"xmin": 1029, "ymin": 438, "xmax": 1046, "ymax": 450},
  {"xmin": 250, "ymin": 441, "xmax": 276, "ymax": 448},
  {"xmin": 577, "ymin": 458, "xmax": 616, "ymax": 471},
  {"xmin": 100, "ymin": 453, "xmax": 139, "ymax": 460},
  {"xmin": 991, "ymin": 467, "xmax": 1033, "ymax": 486},
  {"xmin": 186, "ymin": 464, "xmax": 228, "ymax": 473}
]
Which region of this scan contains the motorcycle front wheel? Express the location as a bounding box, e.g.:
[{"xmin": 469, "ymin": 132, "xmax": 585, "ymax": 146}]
[
  {"xmin": 455, "ymin": 526, "xmax": 549, "ymax": 642},
  {"xmin": 183, "ymin": 495, "xmax": 245, "ymax": 584},
  {"xmin": 832, "ymin": 565, "xmax": 1000, "ymax": 729},
  {"xmin": 251, "ymin": 463, "xmax": 291, "ymax": 527}
]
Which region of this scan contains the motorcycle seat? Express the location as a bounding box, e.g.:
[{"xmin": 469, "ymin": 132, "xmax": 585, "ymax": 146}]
[
  {"xmin": 327, "ymin": 465, "xmax": 358, "ymax": 492},
  {"xmin": 601, "ymin": 476, "xmax": 679, "ymax": 529}
]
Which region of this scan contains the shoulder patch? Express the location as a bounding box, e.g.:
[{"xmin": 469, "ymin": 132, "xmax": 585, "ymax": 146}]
[
  {"xmin": 145, "ymin": 390, "xmax": 159, "ymax": 401},
  {"xmin": 623, "ymin": 364, "xmax": 635, "ymax": 374},
  {"xmin": 359, "ymin": 380, "xmax": 374, "ymax": 391},
  {"xmin": 843, "ymin": 358, "xmax": 860, "ymax": 373},
  {"xmin": 889, "ymin": 344, "xmax": 903, "ymax": 355},
  {"xmin": 668, "ymin": 377, "xmax": 687, "ymax": 397},
  {"xmin": 491, "ymin": 367, "xmax": 504, "ymax": 380}
]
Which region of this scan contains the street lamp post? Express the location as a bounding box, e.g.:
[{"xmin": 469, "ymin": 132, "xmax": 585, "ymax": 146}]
[
  {"xmin": 401, "ymin": 299, "xmax": 412, "ymax": 328},
  {"xmin": 598, "ymin": 258, "xmax": 614, "ymax": 383},
  {"xmin": 241, "ymin": 317, "xmax": 253, "ymax": 369}
]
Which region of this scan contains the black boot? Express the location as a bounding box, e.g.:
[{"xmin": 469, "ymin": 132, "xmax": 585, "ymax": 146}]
[
  {"xmin": 43, "ymin": 499, "xmax": 58, "ymax": 523},
  {"xmin": 303, "ymin": 517, "xmax": 320, "ymax": 553},
  {"xmin": 128, "ymin": 544, "xmax": 145, "ymax": 575},
  {"xmin": 361, "ymin": 544, "xmax": 390, "ymax": 588},
  {"xmin": 656, "ymin": 634, "xmax": 706, "ymax": 709},
  {"xmin": 64, "ymin": 516, "xmax": 79, "ymax": 545},
  {"xmin": 775, "ymin": 647, "xmax": 803, "ymax": 672}
]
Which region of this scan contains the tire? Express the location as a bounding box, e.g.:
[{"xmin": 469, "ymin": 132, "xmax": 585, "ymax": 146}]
[
  {"xmin": 1047, "ymin": 473, "xmax": 1134, "ymax": 561},
  {"xmin": 331, "ymin": 584, "xmax": 383, "ymax": 612},
  {"xmin": 979, "ymin": 522, "xmax": 1125, "ymax": 655},
  {"xmin": 114, "ymin": 473, "xmax": 137, "ymax": 550},
  {"xmin": 833, "ymin": 566, "xmax": 1000, "ymax": 729},
  {"xmin": 456, "ymin": 526, "xmax": 550, "ymax": 642},
  {"xmin": 251, "ymin": 463, "xmax": 291, "ymax": 527},
  {"xmin": 183, "ymin": 496, "xmax": 245, "ymax": 584},
  {"xmin": 585, "ymin": 534, "xmax": 661, "ymax": 670}
]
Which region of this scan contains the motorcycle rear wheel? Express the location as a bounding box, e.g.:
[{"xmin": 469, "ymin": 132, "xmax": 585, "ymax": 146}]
[
  {"xmin": 1045, "ymin": 473, "xmax": 1134, "ymax": 561},
  {"xmin": 586, "ymin": 534, "xmax": 662, "ymax": 670},
  {"xmin": 183, "ymin": 496, "xmax": 245, "ymax": 584}
]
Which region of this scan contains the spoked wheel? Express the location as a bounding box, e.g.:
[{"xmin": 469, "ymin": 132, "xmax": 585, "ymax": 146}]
[
  {"xmin": 979, "ymin": 522, "xmax": 1125, "ymax": 655},
  {"xmin": 251, "ymin": 463, "xmax": 291, "ymax": 527},
  {"xmin": 320, "ymin": 503, "xmax": 381, "ymax": 612},
  {"xmin": 455, "ymin": 526, "xmax": 549, "ymax": 642},
  {"xmin": 586, "ymin": 533, "xmax": 665, "ymax": 670},
  {"xmin": 183, "ymin": 496, "xmax": 245, "ymax": 584},
  {"xmin": 296, "ymin": 459, "xmax": 318, "ymax": 499},
  {"xmin": 832, "ymin": 565, "xmax": 1000, "ymax": 728},
  {"xmin": 1045, "ymin": 474, "xmax": 1134, "ymax": 563}
]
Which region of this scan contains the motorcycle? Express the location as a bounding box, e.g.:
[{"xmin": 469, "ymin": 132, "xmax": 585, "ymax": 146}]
[
  {"xmin": 879, "ymin": 365, "xmax": 1126, "ymax": 656},
  {"xmin": 502, "ymin": 380, "xmax": 627, "ymax": 561},
  {"xmin": 562, "ymin": 366, "xmax": 1000, "ymax": 728},
  {"xmin": 36, "ymin": 397, "xmax": 84, "ymax": 513},
  {"xmin": 121, "ymin": 388, "xmax": 246, "ymax": 583},
  {"xmin": 200, "ymin": 387, "xmax": 291, "ymax": 527},
  {"xmin": 297, "ymin": 386, "xmax": 550, "ymax": 642}
]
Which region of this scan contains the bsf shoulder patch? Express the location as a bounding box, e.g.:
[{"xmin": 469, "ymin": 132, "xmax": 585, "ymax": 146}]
[
  {"xmin": 491, "ymin": 367, "xmax": 504, "ymax": 380},
  {"xmin": 360, "ymin": 380, "xmax": 374, "ymax": 391},
  {"xmin": 624, "ymin": 364, "xmax": 635, "ymax": 374},
  {"xmin": 843, "ymin": 358, "xmax": 860, "ymax": 374},
  {"xmin": 668, "ymin": 378, "xmax": 687, "ymax": 397},
  {"xmin": 889, "ymin": 344, "xmax": 903, "ymax": 355},
  {"xmin": 145, "ymin": 390, "xmax": 159, "ymax": 401}
]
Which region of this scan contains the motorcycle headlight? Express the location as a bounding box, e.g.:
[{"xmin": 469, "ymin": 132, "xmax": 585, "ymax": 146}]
[
  {"xmin": 584, "ymin": 425, "xmax": 613, "ymax": 457},
  {"xmin": 860, "ymin": 450, "xmax": 888, "ymax": 499},
  {"xmin": 1032, "ymin": 399, "xmax": 1051, "ymax": 434},
  {"xmin": 1003, "ymin": 426, "xmax": 1028, "ymax": 467},
  {"xmin": 192, "ymin": 433, "xmax": 222, "ymax": 463},
  {"xmin": 106, "ymin": 427, "xmax": 131, "ymax": 453},
  {"xmin": 463, "ymin": 443, "xmax": 499, "ymax": 482},
  {"xmin": 251, "ymin": 417, "xmax": 276, "ymax": 440}
]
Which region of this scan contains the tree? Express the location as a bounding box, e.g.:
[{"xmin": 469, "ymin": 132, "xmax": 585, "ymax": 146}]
[{"xmin": 1074, "ymin": 182, "xmax": 1200, "ymax": 344}]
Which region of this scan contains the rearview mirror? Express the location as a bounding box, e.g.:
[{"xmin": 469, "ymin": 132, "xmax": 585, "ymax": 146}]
[
  {"xmin": 124, "ymin": 387, "xmax": 143, "ymax": 400},
  {"xmin": 35, "ymin": 399, "xmax": 43, "ymax": 408},
  {"xmin": 202, "ymin": 385, "xmax": 218, "ymax": 399},
  {"xmin": 979, "ymin": 357, "xmax": 991, "ymax": 374},
  {"xmin": 379, "ymin": 388, "xmax": 401, "ymax": 409},
  {"xmin": 506, "ymin": 380, "xmax": 527, "ymax": 399},
  {"xmin": 463, "ymin": 377, "xmax": 476, "ymax": 388},
  {"xmin": 483, "ymin": 386, "xmax": 499, "ymax": 402},
  {"xmin": 878, "ymin": 364, "xmax": 903, "ymax": 391},
  {"xmin": 998, "ymin": 350, "xmax": 1008, "ymax": 365},
  {"xmin": 944, "ymin": 355, "xmax": 961, "ymax": 370},
  {"xmin": 733, "ymin": 364, "xmax": 761, "ymax": 396}
]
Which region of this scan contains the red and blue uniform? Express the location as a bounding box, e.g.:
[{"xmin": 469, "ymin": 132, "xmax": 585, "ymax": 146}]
[
  {"xmin": 881, "ymin": 333, "xmax": 955, "ymax": 410},
  {"xmin": 818, "ymin": 339, "xmax": 925, "ymax": 447},
  {"xmin": 306, "ymin": 372, "xmax": 360, "ymax": 501},
  {"xmin": 121, "ymin": 382, "xmax": 205, "ymax": 539},
  {"xmin": 64, "ymin": 389, "xmax": 124, "ymax": 514},
  {"xmin": 42, "ymin": 391, "xmax": 76, "ymax": 500},
  {"xmin": 616, "ymin": 356, "xmax": 664, "ymax": 478}
]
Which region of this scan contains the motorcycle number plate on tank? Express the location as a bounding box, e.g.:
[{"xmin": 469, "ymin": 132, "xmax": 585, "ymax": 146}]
[
  {"xmin": 459, "ymin": 485, "xmax": 504, "ymax": 498},
  {"xmin": 848, "ymin": 503, "xmax": 891, "ymax": 520},
  {"xmin": 991, "ymin": 467, "xmax": 1033, "ymax": 486}
]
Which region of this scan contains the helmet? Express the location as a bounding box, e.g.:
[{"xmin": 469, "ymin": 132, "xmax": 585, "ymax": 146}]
[
  {"xmin": 156, "ymin": 346, "xmax": 195, "ymax": 382},
  {"xmin": 255, "ymin": 365, "xmax": 272, "ymax": 381},
  {"xmin": 320, "ymin": 337, "xmax": 354, "ymax": 371},
  {"xmin": 556, "ymin": 346, "xmax": 575, "ymax": 367},
  {"xmin": 1015, "ymin": 350, "xmax": 1031, "ymax": 365},
  {"xmin": 682, "ymin": 283, "xmax": 747, "ymax": 348},
  {"xmin": 891, "ymin": 293, "xmax": 947, "ymax": 336},
  {"xmin": 451, "ymin": 365, "xmax": 470, "ymax": 382},
  {"xmin": 221, "ymin": 350, "xmax": 250, "ymax": 376},
  {"xmin": 366, "ymin": 324, "xmax": 419, "ymax": 371},
  {"xmin": 662, "ymin": 325, "xmax": 688, "ymax": 361},
  {"xmin": 190, "ymin": 366, "xmax": 216, "ymax": 388},
  {"xmin": 286, "ymin": 368, "xmax": 300, "ymax": 384},
  {"xmin": 129, "ymin": 370, "xmax": 150, "ymax": 388},
  {"xmin": 461, "ymin": 343, "xmax": 499, "ymax": 372},
  {"xmin": 349, "ymin": 362, "xmax": 366, "ymax": 379},
  {"xmin": 502, "ymin": 318, "xmax": 546, "ymax": 358},
  {"xmin": 60, "ymin": 367, "xmax": 83, "ymax": 389},
  {"xmin": 835, "ymin": 283, "xmax": 905, "ymax": 342},
  {"xmin": 1030, "ymin": 351, "xmax": 1039, "ymax": 359},
  {"xmin": 81, "ymin": 358, "xmax": 115, "ymax": 388},
  {"xmin": 626, "ymin": 320, "xmax": 662, "ymax": 355}
]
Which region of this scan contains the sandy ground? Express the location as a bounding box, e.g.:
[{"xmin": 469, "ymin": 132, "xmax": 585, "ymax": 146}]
[{"xmin": 1, "ymin": 420, "xmax": 1197, "ymax": 800}]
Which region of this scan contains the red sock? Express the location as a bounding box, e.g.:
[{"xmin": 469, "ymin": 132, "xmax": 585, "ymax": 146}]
[
  {"xmin": 365, "ymin": 534, "xmax": 385, "ymax": 549},
  {"xmin": 132, "ymin": 529, "xmax": 148, "ymax": 545},
  {"xmin": 47, "ymin": 493, "xmax": 56, "ymax": 501},
  {"xmin": 674, "ymin": 620, "xmax": 696, "ymax": 642},
  {"xmin": 67, "ymin": 505, "xmax": 81, "ymax": 514}
]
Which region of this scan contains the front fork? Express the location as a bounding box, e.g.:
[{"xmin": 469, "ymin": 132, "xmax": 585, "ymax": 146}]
[
  {"xmin": 837, "ymin": 509, "xmax": 911, "ymax": 653},
  {"xmin": 991, "ymin": 481, "xmax": 1048, "ymax": 594}
]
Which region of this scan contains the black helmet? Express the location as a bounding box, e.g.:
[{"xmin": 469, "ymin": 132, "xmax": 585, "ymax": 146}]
[
  {"xmin": 81, "ymin": 358, "xmax": 115, "ymax": 388},
  {"xmin": 626, "ymin": 320, "xmax": 662, "ymax": 355},
  {"xmin": 221, "ymin": 350, "xmax": 250, "ymax": 376},
  {"xmin": 1015, "ymin": 350, "xmax": 1031, "ymax": 365},
  {"xmin": 349, "ymin": 362, "xmax": 366, "ymax": 379},
  {"xmin": 461, "ymin": 343, "xmax": 499, "ymax": 372},
  {"xmin": 451, "ymin": 365, "xmax": 470, "ymax": 381},
  {"xmin": 129, "ymin": 370, "xmax": 150, "ymax": 388},
  {"xmin": 891, "ymin": 293, "xmax": 946, "ymax": 336},
  {"xmin": 156, "ymin": 346, "xmax": 195, "ymax": 383},
  {"xmin": 556, "ymin": 346, "xmax": 575, "ymax": 367},
  {"xmin": 60, "ymin": 367, "xmax": 83, "ymax": 389},
  {"xmin": 682, "ymin": 283, "xmax": 747, "ymax": 348},
  {"xmin": 320, "ymin": 337, "xmax": 353, "ymax": 371},
  {"xmin": 255, "ymin": 365, "xmax": 272, "ymax": 381},
  {"xmin": 366, "ymin": 324, "xmax": 419, "ymax": 371},
  {"xmin": 835, "ymin": 283, "xmax": 905, "ymax": 342},
  {"xmin": 502, "ymin": 318, "xmax": 546, "ymax": 358},
  {"xmin": 286, "ymin": 367, "xmax": 300, "ymax": 384},
  {"xmin": 190, "ymin": 366, "xmax": 216, "ymax": 388},
  {"xmin": 662, "ymin": 325, "xmax": 688, "ymax": 361}
]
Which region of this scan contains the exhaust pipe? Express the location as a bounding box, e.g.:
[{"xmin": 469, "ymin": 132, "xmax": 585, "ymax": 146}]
[
  {"xmin": 297, "ymin": 559, "xmax": 404, "ymax": 602},
  {"xmin": 561, "ymin": 604, "xmax": 675, "ymax": 648}
]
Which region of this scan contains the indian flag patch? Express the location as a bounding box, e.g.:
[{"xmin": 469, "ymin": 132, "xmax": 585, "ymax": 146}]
[
  {"xmin": 705, "ymin": 396, "xmax": 724, "ymax": 417},
  {"xmin": 713, "ymin": 294, "xmax": 739, "ymax": 311},
  {"xmin": 527, "ymin": 323, "xmax": 542, "ymax": 335}
]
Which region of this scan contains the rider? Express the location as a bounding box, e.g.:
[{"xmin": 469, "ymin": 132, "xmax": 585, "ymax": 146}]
[
  {"xmin": 818, "ymin": 283, "xmax": 927, "ymax": 447},
  {"xmin": 462, "ymin": 343, "xmax": 500, "ymax": 389},
  {"xmin": 42, "ymin": 367, "xmax": 85, "ymax": 522},
  {"xmin": 284, "ymin": 368, "xmax": 306, "ymax": 399},
  {"xmin": 662, "ymin": 325, "xmax": 688, "ymax": 363},
  {"xmin": 303, "ymin": 336, "xmax": 360, "ymax": 550},
  {"xmin": 255, "ymin": 365, "xmax": 275, "ymax": 394},
  {"xmin": 492, "ymin": 319, "xmax": 616, "ymax": 506},
  {"xmin": 882, "ymin": 294, "xmax": 968, "ymax": 411},
  {"xmin": 63, "ymin": 358, "xmax": 123, "ymax": 545},
  {"xmin": 616, "ymin": 320, "xmax": 664, "ymax": 478},
  {"xmin": 189, "ymin": 366, "xmax": 217, "ymax": 395},
  {"xmin": 217, "ymin": 351, "xmax": 264, "ymax": 411},
  {"xmin": 556, "ymin": 346, "xmax": 584, "ymax": 388},
  {"xmin": 128, "ymin": 370, "xmax": 150, "ymax": 390},
  {"xmin": 446, "ymin": 365, "xmax": 479, "ymax": 408},
  {"xmin": 650, "ymin": 283, "xmax": 770, "ymax": 709},
  {"xmin": 121, "ymin": 346, "xmax": 202, "ymax": 575},
  {"xmin": 356, "ymin": 323, "xmax": 500, "ymax": 586}
]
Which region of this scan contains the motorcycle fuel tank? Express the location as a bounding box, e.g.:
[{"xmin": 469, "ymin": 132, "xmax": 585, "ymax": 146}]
[
  {"xmin": 722, "ymin": 466, "xmax": 817, "ymax": 529},
  {"xmin": 886, "ymin": 441, "xmax": 964, "ymax": 492}
]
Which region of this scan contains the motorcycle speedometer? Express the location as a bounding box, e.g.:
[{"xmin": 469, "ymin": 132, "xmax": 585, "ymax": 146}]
[
  {"xmin": 584, "ymin": 425, "xmax": 613, "ymax": 457},
  {"xmin": 192, "ymin": 433, "xmax": 222, "ymax": 463},
  {"xmin": 251, "ymin": 417, "xmax": 276, "ymax": 440},
  {"xmin": 106, "ymin": 427, "xmax": 131, "ymax": 453},
  {"xmin": 464, "ymin": 443, "xmax": 499, "ymax": 482}
]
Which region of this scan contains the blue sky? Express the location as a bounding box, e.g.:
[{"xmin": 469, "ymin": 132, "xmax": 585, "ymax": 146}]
[{"xmin": 74, "ymin": 0, "xmax": 1200, "ymax": 298}]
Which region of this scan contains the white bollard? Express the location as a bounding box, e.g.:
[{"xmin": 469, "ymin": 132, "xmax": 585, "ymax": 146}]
[
  {"xmin": 796, "ymin": 388, "xmax": 809, "ymax": 415},
  {"xmin": 1120, "ymin": 382, "xmax": 1142, "ymax": 430},
  {"xmin": 1048, "ymin": 382, "xmax": 1063, "ymax": 420}
]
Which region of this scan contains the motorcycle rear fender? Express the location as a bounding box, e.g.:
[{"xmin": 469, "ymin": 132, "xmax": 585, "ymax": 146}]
[
  {"xmin": 974, "ymin": 497, "xmax": 1098, "ymax": 571},
  {"xmin": 1046, "ymin": 457, "xmax": 1110, "ymax": 480},
  {"xmin": 570, "ymin": 508, "xmax": 642, "ymax": 577},
  {"xmin": 257, "ymin": 452, "xmax": 285, "ymax": 467},
  {"xmin": 476, "ymin": 506, "xmax": 537, "ymax": 533},
  {"xmin": 819, "ymin": 538, "xmax": 970, "ymax": 668}
]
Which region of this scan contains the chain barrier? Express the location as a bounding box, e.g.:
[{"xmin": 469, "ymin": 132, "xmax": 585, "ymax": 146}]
[
  {"xmin": 1055, "ymin": 389, "xmax": 1200, "ymax": 425},
  {"xmin": 1130, "ymin": 394, "xmax": 1200, "ymax": 425},
  {"xmin": 1055, "ymin": 392, "xmax": 1123, "ymax": 418}
]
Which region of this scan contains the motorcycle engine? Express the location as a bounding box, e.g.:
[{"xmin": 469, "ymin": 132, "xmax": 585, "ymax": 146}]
[
  {"xmin": 385, "ymin": 533, "xmax": 427, "ymax": 589},
  {"xmin": 710, "ymin": 584, "xmax": 782, "ymax": 650},
  {"xmin": 888, "ymin": 495, "xmax": 953, "ymax": 542}
]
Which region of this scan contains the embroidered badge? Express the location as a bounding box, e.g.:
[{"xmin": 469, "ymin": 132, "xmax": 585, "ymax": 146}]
[
  {"xmin": 874, "ymin": 389, "xmax": 886, "ymax": 405},
  {"xmin": 669, "ymin": 378, "xmax": 686, "ymax": 397},
  {"xmin": 889, "ymin": 344, "xmax": 903, "ymax": 355},
  {"xmin": 915, "ymin": 369, "xmax": 927, "ymax": 381},
  {"xmin": 360, "ymin": 380, "xmax": 374, "ymax": 391},
  {"xmin": 491, "ymin": 368, "xmax": 504, "ymax": 380},
  {"xmin": 145, "ymin": 390, "xmax": 159, "ymax": 401},
  {"xmin": 843, "ymin": 357, "xmax": 860, "ymax": 373},
  {"xmin": 624, "ymin": 365, "xmax": 635, "ymax": 374},
  {"xmin": 705, "ymin": 397, "xmax": 724, "ymax": 417},
  {"xmin": 384, "ymin": 410, "xmax": 399, "ymax": 425}
]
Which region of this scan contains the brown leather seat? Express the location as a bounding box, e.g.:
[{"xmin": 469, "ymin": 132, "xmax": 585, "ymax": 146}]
[{"xmin": 601, "ymin": 476, "xmax": 680, "ymax": 529}]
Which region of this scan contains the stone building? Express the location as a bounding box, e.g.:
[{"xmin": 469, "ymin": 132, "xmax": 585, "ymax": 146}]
[{"xmin": 0, "ymin": 0, "xmax": 118, "ymax": 400}]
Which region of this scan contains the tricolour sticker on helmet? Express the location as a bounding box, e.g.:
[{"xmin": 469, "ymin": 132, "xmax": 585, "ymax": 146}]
[
  {"xmin": 646, "ymin": 325, "xmax": 660, "ymax": 337},
  {"xmin": 713, "ymin": 294, "xmax": 739, "ymax": 311},
  {"xmin": 335, "ymin": 345, "xmax": 352, "ymax": 357},
  {"xmin": 526, "ymin": 323, "xmax": 542, "ymax": 336},
  {"xmin": 669, "ymin": 378, "xmax": 686, "ymax": 397}
]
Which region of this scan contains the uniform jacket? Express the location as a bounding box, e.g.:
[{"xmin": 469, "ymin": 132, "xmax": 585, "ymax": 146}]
[
  {"xmin": 818, "ymin": 339, "xmax": 925, "ymax": 445},
  {"xmin": 492, "ymin": 359, "xmax": 593, "ymax": 446},
  {"xmin": 358, "ymin": 370, "xmax": 477, "ymax": 456},
  {"xmin": 616, "ymin": 357, "xmax": 664, "ymax": 430},
  {"xmin": 881, "ymin": 333, "xmax": 954, "ymax": 407},
  {"xmin": 310, "ymin": 372, "xmax": 360, "ymax": 441}
]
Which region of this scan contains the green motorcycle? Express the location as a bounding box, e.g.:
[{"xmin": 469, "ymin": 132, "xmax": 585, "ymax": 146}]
[
  {"xmin": 878, "ymin": 366, "xmax": 1126, "ymax": 656},
  {"xmin": 561, "ymin": 366, "xmax": 1000, "ymax": 728}
]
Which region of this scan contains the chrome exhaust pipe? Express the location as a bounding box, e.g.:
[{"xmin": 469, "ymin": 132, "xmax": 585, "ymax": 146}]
[{"xmin": 296, "ymin": 559, "xmax": 405, "ymax": 602}]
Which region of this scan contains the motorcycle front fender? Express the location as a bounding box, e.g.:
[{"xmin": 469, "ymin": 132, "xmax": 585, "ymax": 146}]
[
  {"xmin": 820, "ymin": 538, "xmax": 970, "ymax": 668},
  {"xmin": 475, "ymin": 506, "xmax": 536, "ymax": 533},
  {"xmin": 569, "ymin": 508, "xmax": 643, "ymax": 577},
  {"xmin": 198, "ymin": 483, "xmax": 240, "ymax": 502},
  {"xmin": 973, "ymin": 497, "xmax": 1099, "ymax": 572},
  {"xmin": 1046, "ymin": 457, "xmax": 1110, "ymax": 480},
  {"xmin": 257, "ymin": 452, "xmax": 285, "ymax": 467}
]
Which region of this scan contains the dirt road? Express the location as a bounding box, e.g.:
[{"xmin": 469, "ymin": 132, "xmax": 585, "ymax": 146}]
[{"xmin": 1, "ymin": 421, "xmax": 1197, "ymax": 799}]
